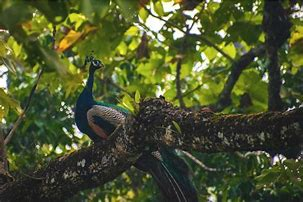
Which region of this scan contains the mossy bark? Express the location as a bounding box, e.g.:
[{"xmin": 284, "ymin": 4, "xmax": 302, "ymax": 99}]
[{"xmin": 0, "ymin": 98, "xmax": 302, "ymax": 201}]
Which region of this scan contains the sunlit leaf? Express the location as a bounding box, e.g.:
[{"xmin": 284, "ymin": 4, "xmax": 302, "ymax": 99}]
[
  {"xmin": 121, "ymin": 94, "xmax": 135, "ymax": 113},
  {"xmin": 69, "ymin": 13, "xmax": 86, "ymax": 30},
  {"xmin": 223, "ymin": 43, "xmax": 236, "ymax": 59},
  {"xmin": 135, "ymin": 90, "xmax": 141, "ymax": 103},
  {"xmin": 57, "ymin": 30, "xmax": 82, "ymax": 52},
  {"xmin": 172, "ymin": 120, "xmax": 182, "ymax": 134},
  {"xmin": 154, "ymin": 1, "xmax": 164, "ymax": 16},
  {"xmin": 57, "ymin": 25, "xmax": 97, "ymax": 52},
  {"xmin": 139, "ymin": 7, "xmax": 149, "ymax": 22},
  {"xmin": 125, "ymin": 26, "xmax": 139, "ymax": 36}
]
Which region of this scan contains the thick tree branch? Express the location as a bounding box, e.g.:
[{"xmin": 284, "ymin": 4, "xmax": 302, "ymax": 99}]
[
  {"xmin": 136, "ymin": 99, "xmax": 303, "ymax": 152},
  {"xmin": 1, "ymin": 98, "xmax": 302, "ymax": 201},
  {"xmin": 212, "ymin": 45, "xmax": 266, "ymax": 111},
  {"xmin": 0, "ymin": 125, "xmax": 139, "ymax": 201}
]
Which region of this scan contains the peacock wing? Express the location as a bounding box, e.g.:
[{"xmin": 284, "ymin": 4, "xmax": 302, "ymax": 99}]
[{"xmin": 87, "ymin": 105, "xmax": 126, "ymax": 139}]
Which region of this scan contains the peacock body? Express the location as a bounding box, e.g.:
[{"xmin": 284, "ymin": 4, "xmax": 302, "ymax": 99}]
[{"xmin": 75, "ymin": 58, "xmax": 198, "ymax": 202}]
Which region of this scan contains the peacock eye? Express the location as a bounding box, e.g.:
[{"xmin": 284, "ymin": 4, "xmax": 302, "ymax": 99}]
[{"xmin": 92, "ymin": 60, "xmax": 101, "ymax": 67}]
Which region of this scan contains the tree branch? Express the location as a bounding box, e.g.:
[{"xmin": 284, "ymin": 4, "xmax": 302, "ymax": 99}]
[
  {"xmin": 4, "ymin": 68, "xmax": 43, "ymax": 145},
  {"xmin": 176, "ymin": 58, "xmax": 185, "ymax": 108},
  {"xmin": 0, "ymin": 127, "xmax": 13, "ymax": 185},
  {"xmin": 212, "ymin": 45, "xmax": 266, "ymax": 111},
  {"xmin": 0, "ymin": 98, "xmax": 302, "ymax": 200},
  {"xmin": 190, "ymin": 34, "xmax": 235, "ymax": 63},
  {"xmin": 0, "ymin": 128, "xmax": 138, "ymax": 201},
  {"xmin": 180, "ymin": 150, "xmax": 230, "ymax": 172},
  {"xmin": 173, "ymin": 83, "xmax": 203, "ymax": 102},
  {"xmin": 263, "ymin": 0, "xmax": 291, "ymax": 111}
]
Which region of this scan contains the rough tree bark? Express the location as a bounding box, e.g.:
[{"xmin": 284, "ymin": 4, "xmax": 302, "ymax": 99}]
[
  {"xmin": 263, "ymin": 0, "xmax": 292, "ymax": 111},
  {"xmin": 0, "ymin": 98, "xmax": 302, "ymax": 201}
]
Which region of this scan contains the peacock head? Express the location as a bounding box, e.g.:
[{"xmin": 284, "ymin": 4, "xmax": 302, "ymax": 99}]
[{"xmin": 85, "ymin": 55, "xmax": 104, "ymax": 71}]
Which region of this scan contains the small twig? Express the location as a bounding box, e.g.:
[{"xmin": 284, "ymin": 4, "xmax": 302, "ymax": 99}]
[
  {"xmin": 18, "ymin": 170, "xmax": 45, "ymax": 180},
  {"xmin": 52, "ymin": 24, "xmax": 57, "ymax": 50},
  {"xmin": 0, "ymin": 71, "xmax": 8, "ymax": 78},
  {"xmin": 181, "ymin": 150, "xmax": 231, "ymax": 172},
  {"xmin": 107, "ymin": 79, "xmax": 131, "ymax": 96},
  {"xmin": 188, "ymin": 12, "xmax": 200, "ymax": 32},
  {"xmin": 176, "ymin": 58, "xmax": 185, "ymax": 108},
  {"xmin": 173, "ymin": 83, "xmax": 203, "ymax": 101},
  {"xmin": 4, "ymin": 68, "xmax": 44, "ymax": 145},
  {"xmin": 136, "ymin": 22, "xmax": 165, "ymax": 43},
  {"xmin": 144, "ymin": 6, "xmax": 184, "ymax": 32},
  {"xmin": 144, "ymin": 6, "xmax": 234, "ymax": 63},
  {"xmin": 189, "ymin": 33, "xmax": 235, "ymax": 62}
]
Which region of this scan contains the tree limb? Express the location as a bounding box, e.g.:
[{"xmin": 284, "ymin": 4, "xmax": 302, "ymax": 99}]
[
  {"xmin": 0, "ymin": 127, "xmax": 13, "ymax": 186},
  {"xmin": 180, "ymin": 150, "xmax": 230, "ymax": 172},
  {"xmin": 0, "ymin": 98, "xmax": 302, "ymax": 201},
  {"xmin": 212, "ymin": 45, "xmax": 266, "ymax": 111},
  {"xmin": 263, "ymin": 0, "xmax": 291, "ymax": 111},
  {"xmin": 0, "ymin": 123, "xmax": 139, "ymax": 201}
]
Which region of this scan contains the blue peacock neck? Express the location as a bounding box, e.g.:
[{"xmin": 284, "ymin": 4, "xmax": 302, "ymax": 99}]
[
  {"xmin": 77, "ymin": 67, "xmax": 96, "ymax": 109},
  {"xmin": 86, "ymin": 68, "xmax": 96, "ymax": 94}
]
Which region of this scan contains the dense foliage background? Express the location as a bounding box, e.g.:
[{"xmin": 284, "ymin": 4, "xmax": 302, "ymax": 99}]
[{"xmin": 0, "ymin": 0, "xmax": 303, "ymax": 201}]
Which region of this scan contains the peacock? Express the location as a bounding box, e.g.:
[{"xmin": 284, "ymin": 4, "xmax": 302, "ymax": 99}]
[{"xmin": 75, "ymin": 56, "xmax": 198, "ymax": 202}]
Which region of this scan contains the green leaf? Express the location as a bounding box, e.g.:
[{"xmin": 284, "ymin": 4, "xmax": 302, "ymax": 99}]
[
  {"xmin": 0, "ymin": 88, "xmax": 21, "ymax": 119},
  {"xmin": 0, "ymin": 40, "xmax": 16, "ymax": 74},
  {"xmin": 154, "ymin": 1, "xmax": 164, "ymax": 16},
  {"xmin": 135, "ymin": 90, "xmax": 141, "ymax": 103},
  {"xmin": 172, "ymin": 120, "xmax": 182, "ymax": 134},
  {"xmin": 139, "ymin": 8, "xmax": 149, "ymax": 22},
  {"xmin": 115, "ymin": 0, "xmax": 138, "ymax": 22},
  {"xmin": 255, "ymin": 168, "xmax": 281, "ymax": 188},
  {"xmin": 121, "ymin": 94, "xmax": 135, "ymax": 113},
  {"xmin": 223, "ymin": 43, "xmax": 236, "ymax": 59},
  {"xmin": 69, "ymin": 13, "xmax": 86, "ymax": 30},
  {"xmin": 204, "ymin": 47, "xmax": 217, "ymax": 61},
  {"xmin": 125, "ymin": 26, "xmax": 139, "ymax": 36},
  {"xmin": 80, "ymin": 0, "xmax": 110, "ymax": 21},
  {"xmin": 32, "ymin": 1, "xmax": 68, "ymax": 24},
  {"xmin": 39, "ymin": 47, "xmax": 68, "ymax": 75},
  {"xmin": 117, "ymin": 41, "xmax": 128, "ymax": 55}
]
